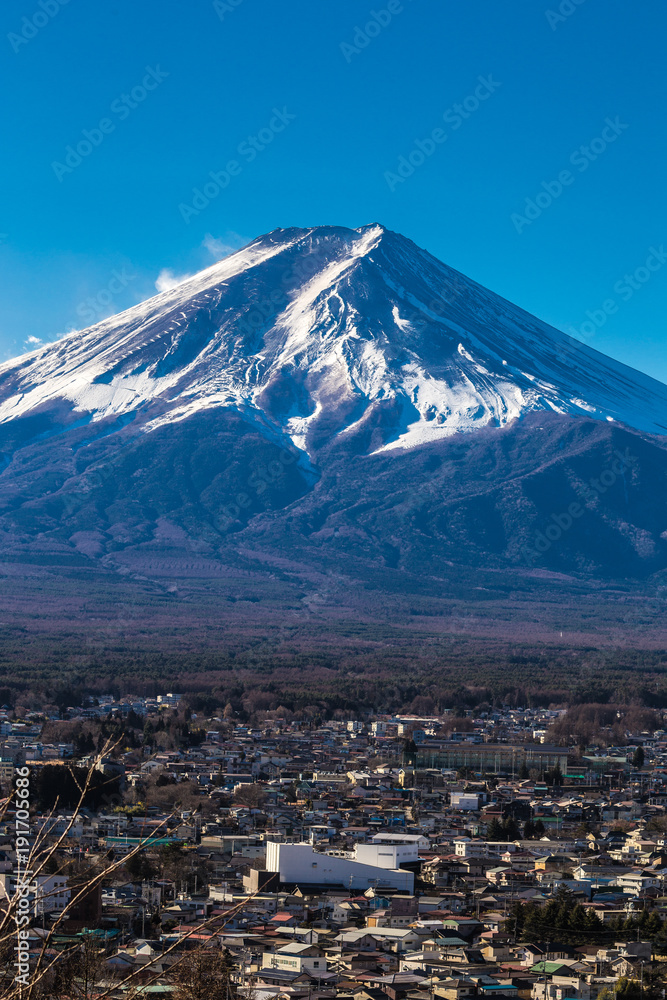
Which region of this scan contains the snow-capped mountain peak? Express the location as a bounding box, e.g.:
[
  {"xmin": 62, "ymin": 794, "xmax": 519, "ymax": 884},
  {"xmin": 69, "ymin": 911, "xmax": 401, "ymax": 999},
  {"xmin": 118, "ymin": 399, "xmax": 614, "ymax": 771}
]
[{"xmin": 2, "ymin": 224, "xmax": 667, "ymax": 457}]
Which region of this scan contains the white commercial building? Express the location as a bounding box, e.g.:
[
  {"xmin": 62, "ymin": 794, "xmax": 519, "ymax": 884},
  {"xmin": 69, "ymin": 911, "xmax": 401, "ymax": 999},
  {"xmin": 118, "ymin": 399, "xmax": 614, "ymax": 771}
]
[
  {"xmin": 0, "ymin": 874, "xmax": 70, "ymax": 916},
  {"xmin": 262, "ymin": 943, "xmax": 327, "ymax": 974},
  {"xmin": 265, "ymin": 842, "xmax": 414, "ymax": 892},
  {"xmin": 354, "ymin": 843, "xmax": 419, "ymax": 868},
  {"xmin": 32, "ymin": 875, "xmax": 71, "ymax": 916},
  {"xmin": 370, "ymin": 831, "xmax": 430, "ymax": 850},
  {"xmin": 454, "ymin": 837, "xmax": 486, "ymax": 857},
  {"xmin": 450, "ymin": 792, "xmax": 480, "ymax": 810}
]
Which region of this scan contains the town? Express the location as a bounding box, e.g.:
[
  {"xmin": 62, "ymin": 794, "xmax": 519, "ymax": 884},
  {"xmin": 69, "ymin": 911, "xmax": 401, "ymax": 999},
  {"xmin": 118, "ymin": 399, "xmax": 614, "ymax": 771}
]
[{"xmin": 1, "ymin": 694, "xmax": 666, "ymax": 998}]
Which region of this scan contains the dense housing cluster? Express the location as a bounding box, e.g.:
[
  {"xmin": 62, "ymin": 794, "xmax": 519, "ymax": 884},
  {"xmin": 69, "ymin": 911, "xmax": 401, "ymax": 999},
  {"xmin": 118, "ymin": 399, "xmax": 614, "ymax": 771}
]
[{"xmin": 2, "ymin": 697, "xmax": 667, "ymax": 998}]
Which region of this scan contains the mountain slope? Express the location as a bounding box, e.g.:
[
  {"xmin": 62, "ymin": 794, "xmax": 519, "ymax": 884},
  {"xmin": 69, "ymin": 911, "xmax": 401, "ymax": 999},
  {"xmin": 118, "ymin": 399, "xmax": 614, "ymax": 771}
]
[
  {"xmin": 1, "ymin": 224, "xmax": 667, "ymax": 613},
  {"xmin": 2, "ymin": 224, "xmax": 667, "ymax": 458}
]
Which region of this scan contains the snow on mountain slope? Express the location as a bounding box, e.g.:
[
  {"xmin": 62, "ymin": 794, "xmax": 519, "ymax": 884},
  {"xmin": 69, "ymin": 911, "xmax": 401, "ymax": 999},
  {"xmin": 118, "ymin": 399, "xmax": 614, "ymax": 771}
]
[{"xmin": 2, "ymin": 224, "xmax": 667, "ymax": 456}]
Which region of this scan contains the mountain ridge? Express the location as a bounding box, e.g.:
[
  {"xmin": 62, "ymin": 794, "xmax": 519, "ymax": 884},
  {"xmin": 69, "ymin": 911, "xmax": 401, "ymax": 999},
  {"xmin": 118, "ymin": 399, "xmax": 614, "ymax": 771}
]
[
  {"xmin": 0, "ymin": 224, "xmax": 666, "ymax": 631},
  {"xmin": 3, "ymin": 224, "xmax": 667, "ymax": 460}
]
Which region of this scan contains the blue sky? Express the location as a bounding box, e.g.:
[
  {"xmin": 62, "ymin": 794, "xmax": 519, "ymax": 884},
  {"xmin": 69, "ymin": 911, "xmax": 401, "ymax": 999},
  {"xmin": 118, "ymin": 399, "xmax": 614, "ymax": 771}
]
[{"xmin": 0, "ymin": 0, "xmax": 665, "ymax": 380}]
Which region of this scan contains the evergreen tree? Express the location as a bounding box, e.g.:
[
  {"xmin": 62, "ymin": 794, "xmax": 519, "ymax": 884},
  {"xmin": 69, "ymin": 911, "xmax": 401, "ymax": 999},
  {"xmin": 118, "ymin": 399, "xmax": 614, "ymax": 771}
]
[
  {"xmin": 486, "ymin": 818, "xmax": 503, "ymax": 841},
  {"xmin": 510, "ymin": 901, "xmax": 526, "ymax": 939},
  {"xmin": 502, "ymin": 816, "xmax": 520, "ymax": 839},
  {"xmin": 584, "ymin": 908, "xmax": 603, "ymax": 938},
  {"xmin": 125, "ymin": 851, "xmax": 157, "ymax": 882},
  {"xmin": 546, "ymin": 762, "xmax": 563, "ymax": 786},
  {"xmin": 568, "ymin": 903, "xmax": 588, "ymax": 938},
  {"xmin": 521, "ymin": 904, "xmax": 544, "ymax": 942},
  {"xmin": 642, "ymin": 961, "xmax": 667, "ymax": 999},
  {"xmin": 613, "ymin": 978, "xmax": 642, "ymax": 1000}
]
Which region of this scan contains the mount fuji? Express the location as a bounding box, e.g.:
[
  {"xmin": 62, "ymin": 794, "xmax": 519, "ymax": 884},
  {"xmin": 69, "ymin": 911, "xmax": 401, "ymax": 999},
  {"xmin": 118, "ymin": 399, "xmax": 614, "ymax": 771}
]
[
  {"xmin": 4, "ymin": 223, "xmax": 667, "ymax": 449},
  {"xmin": 1, "ymin": 224, "xmax": 667, "ymax": 638}
]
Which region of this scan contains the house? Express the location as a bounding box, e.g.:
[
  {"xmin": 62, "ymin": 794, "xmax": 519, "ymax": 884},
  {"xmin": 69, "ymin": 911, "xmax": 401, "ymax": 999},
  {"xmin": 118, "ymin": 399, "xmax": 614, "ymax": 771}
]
[
  {"xmin": 434, "ymin": 979, "xmax": 478, "ymax": 1000},
  {"xmin": 336, "ymin": 927, "xmax": 425, "ymax": 953},
  {"xmin": 516, "ymin": 945, "xmax": 544, "ymax": 967},
  {"xmin": 261, "ymin": 942, "xmax": 327, "ymax": 974}
]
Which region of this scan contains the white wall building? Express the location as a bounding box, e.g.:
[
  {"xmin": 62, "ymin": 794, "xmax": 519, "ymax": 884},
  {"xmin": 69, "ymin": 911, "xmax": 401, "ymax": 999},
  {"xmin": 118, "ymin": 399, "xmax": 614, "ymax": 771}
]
[
  {"xmin": 0, "ymin": 874, "xmax": 70, "ymax": 916},
  {"xmin": 262, "ymin": 944, "xmax": 327, "ymax": 974},
  {"xmin": 265, "ymin": 842, "xmax": 414, "ymax": 891},
  {"xmin": 157, "ymin": 693, "xmax": 181, "ymax": 708},
  {"xmin": 355, "ymin": 843, "xmax": 419, "ymax": 868},
  {"xmin": 454, "ymin": 837, "xmax": 486, "ymax": 857},
  {"xmin": 450, "ymin": 793, "xmax": 480, "ymax": 810},
  {"xmin": 33, "ymin": 875, "xmax": 71, "ymax": 916},
  {"xmin": 371, "ymin": 832, "xmax": 430, "ymax": 850}
]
